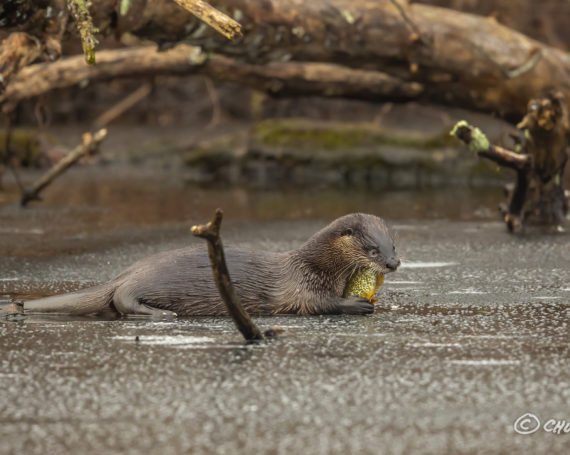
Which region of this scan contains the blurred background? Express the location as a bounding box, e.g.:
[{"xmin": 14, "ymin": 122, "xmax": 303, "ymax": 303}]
[{"xmin": 1, "ymin": 0, "xmax": 568, "ymax": 201}]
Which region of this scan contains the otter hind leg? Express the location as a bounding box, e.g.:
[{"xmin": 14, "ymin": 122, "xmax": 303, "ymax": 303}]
[{"xmin": 113, "ymin": 286, "xmax": 177, "ymax": 319}]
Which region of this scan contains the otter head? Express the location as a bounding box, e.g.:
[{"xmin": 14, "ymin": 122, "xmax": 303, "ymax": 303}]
[
  {"xmin": 332, "ymin": 213, "xmax": 399, "ymax": 275},
  {"xmin": 301, "ymin": 213, "xmax": 400, "ymax": 279}
]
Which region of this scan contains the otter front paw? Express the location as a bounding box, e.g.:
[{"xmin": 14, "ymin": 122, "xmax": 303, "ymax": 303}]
[{"xmin": 336, "ymin": 297, "xmax": 375, "ymax": 315}]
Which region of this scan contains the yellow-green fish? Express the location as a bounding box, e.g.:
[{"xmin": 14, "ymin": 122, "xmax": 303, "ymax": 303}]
[{"xmin": 343, "ymin": 269, "xmax": 384, "ymax": 300}]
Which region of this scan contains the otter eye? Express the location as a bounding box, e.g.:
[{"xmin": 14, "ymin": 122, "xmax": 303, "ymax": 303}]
[
  {"xmin": 368, "ymin": 248, "xmax": 379, "ymax": 258},
  {"xmin": 341, "ymin": 228, "xmax": 353, "ymax": 237}
]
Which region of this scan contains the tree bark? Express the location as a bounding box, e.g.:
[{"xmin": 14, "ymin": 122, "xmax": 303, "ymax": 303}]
[
  {"xmin": 414, "ymin": 0, "xmax": 570, "ymax": 51},
  {"xmin": 0, "ymin": 33, "xmax": 42, "ymax": 91}
]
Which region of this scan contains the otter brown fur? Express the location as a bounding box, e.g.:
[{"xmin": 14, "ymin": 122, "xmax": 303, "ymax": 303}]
[{"xmin": 21, "ymin": 213, "xmax": 399, "ymax": 317}]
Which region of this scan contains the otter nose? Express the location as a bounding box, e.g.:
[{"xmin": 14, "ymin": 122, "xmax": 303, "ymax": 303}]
[{"xmin": 387, "ymin": 258, "xmax": 401, "ymax": 271}]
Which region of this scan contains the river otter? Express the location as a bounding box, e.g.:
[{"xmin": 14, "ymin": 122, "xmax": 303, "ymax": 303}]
[{"xmin": 18, "ymin": 213, "xmax": 399, "ymax": 317}]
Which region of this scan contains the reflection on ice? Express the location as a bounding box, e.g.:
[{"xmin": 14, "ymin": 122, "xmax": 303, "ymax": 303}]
[
  {"xmin": 401, "ymin": 261, "xmax": 458, "ymax": 268},
  {"xmin": 113, "ymin": 335, "xmax": 214, "ymax": 345},
  {"xmin": 448, "ymin": 359, "xmax": 521, "ymax": 366}
]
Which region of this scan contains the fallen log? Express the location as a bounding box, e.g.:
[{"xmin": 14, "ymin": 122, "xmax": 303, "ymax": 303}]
[
  {"xmin": 2, "ymin": 0, "xmax": 570, "ymax": 117},
  {"xmin": 121, "ymin": 0, "xmax": 570, "ymax": 118}
]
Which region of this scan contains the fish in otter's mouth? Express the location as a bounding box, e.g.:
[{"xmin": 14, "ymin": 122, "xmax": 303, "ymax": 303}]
[{"xmin": 343, "ymin": 268, "xmax": 385, "ymax": 301}]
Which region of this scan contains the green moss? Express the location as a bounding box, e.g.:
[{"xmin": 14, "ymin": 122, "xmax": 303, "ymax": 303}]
[
  {"xmin": 182, "ymin": 119, "xmax": 507, "ymax": 186},
  {"xmin": 0, "ymin": 129, "xmax": 42, "ymax": 166},
  {"xmin": 253, "ymin": 118, "xmax": 452, "ymax": 151}
]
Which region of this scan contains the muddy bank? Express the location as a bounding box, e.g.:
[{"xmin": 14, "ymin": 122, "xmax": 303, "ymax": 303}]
[
  {"xmin": 183, "ymin": 118, "xmax": 507, "ymax": 188},
  {"xmin": 5, "ymin": 101, "xmax": 526, "ymax": 190}
]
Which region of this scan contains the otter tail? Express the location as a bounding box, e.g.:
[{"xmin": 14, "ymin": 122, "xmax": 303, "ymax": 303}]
[{"xmin": 23, "ymin": 283, "xmax": 116, "ymax": 315}]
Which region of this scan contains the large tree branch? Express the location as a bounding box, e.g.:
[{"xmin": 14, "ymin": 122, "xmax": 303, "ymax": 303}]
[{"xmin": 0, "ymin": 44, "xmax": 423, "ymax": 110}]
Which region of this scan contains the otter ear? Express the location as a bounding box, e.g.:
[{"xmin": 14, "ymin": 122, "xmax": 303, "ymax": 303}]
[{"xmin": 341, "ymin": 228, "xmax": 353, "ymax": 237}]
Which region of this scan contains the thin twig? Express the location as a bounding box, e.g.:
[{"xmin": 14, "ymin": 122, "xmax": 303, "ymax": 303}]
[
  {"xmin": 21, "ymin": 128, "xmax": 107, "ymax": 206},
  {"xmin": 203, "ymin": 77, "xmax": 222, "ymax": 129},
  {"xmin": 172, "ymin": 0, "xmax": 242, "ymax": 40},
  {"xmin": 506, "ymin": 48, "xmax": 543, "ymax": 79},
  {"xmin": 191, "ymin": 209, "xmax": 264, "ymax": 341},
  {"xmin": 2, "ymin": 114, "xmax": 25, "ymax": 193},
  {"xmin": 465, "ymin": 40, "xmax": 543, "ymax": 80},
  {"xmin": 94, "ymin": 82, "xmax": 152, "ymax": 128},
  {"xmin": 388, "ymin": 0, "xmax": 431, "ymax": 46}
]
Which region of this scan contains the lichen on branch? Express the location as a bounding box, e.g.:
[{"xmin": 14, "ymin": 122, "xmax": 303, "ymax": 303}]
[
  {"xmin": 450, "ymin": 120, "xmax": 490, "ymax": 154},
  {"xmin": 450, "ymin": 120, "xmax": 530, "ymax": 171},
  {"xmin": 67, "ymin": 0, "xmax": 99, "ymax": 65}
]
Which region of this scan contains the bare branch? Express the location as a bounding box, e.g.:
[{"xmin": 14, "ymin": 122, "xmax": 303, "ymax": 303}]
[
  {"xmin": 21, "ymin": 128, "xmax": 107, "ymax": 206},
  {"xmin": 93, "ymin": 82, "xmax": 152, "ymax": 128},
  {"xmin": 1, "ymin": 45, "xmax": 423, "ymax": 110},
  {"xmin": 191, "ymin": 209, "xmax": 264, "ymax": 342},
  {"xmin": 388, "ymin": 0, "xmax": 431, "ymax": 46}
]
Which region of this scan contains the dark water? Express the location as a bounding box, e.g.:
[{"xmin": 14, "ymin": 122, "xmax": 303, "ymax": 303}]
[{"xmin": 0, "ymin": 168, "xmax": 568, "ymax": 454}]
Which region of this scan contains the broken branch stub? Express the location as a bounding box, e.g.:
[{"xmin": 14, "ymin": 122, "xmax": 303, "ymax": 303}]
[
  {"xmin": 172, "ymin": 0, "xmax": 242, "ymax": 40},
  {"xmin": 191, "ymin": 209, "xmax": 264, "ymax": 341},
  {"xmin": 67, "ymin": 0, "xmax": 99, "ymax": 65},
  {"xmin": 450, "ymin": 91, "xmax": 569, "ymax": 231},
  {"xmin": 450, "ymin": 121, "xmax": 531, "ymax": 171}
]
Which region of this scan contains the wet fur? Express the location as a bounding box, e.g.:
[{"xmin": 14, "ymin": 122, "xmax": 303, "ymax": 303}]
[{"xmin": 22, "ymin": 213, "xmax": 398, "ymax": 317}]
